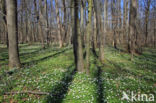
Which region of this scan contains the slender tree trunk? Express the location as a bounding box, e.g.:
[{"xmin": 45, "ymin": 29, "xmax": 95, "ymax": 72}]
[
  {"xmin": 154, "ymin": 21, "xmax": 156, "ymax": 47},
  {"xmin": 94, "ymin": 0, "xmax": 104, "ymax": 62},
  {"xmin": 63, "ymin": 0, "xmax": 68, "ymax": 45},
  {"xmin": 73, "ymin": 0, "xmax": 84, "ymax": 72},
  {"xmin": 92, "ymin": 10, "xmax": 97, "ymax": 55},
  {"xmin": 6, "ymin": 0, "xmax": 21, "ymax": 68},
  {"xmin": 55, "ymin": 0, "xmax": 63, "ymax": 48},
  {"xmin": 123, "ymin": 0, "xmax": 129, "ymax": 50},
  {"xmin": 45, "ymin": 0, "xmax": 49, "ymax": 46},
  {"xmin": 103, "ymin": 0, "xmax": 107, "ymax": 47},
  {"xmin": 99, "ymin": 0, "xmax": 108, "ymax": 63},
  {"xmin": 117, "ymin": 0, "xmax": 122, "ymax": 45},
  {"xmin": 112, "ymin": 0, "xmax": 117, "ymax": 49},
  {"xmin": 1, "ymin": 0, "xmax": 9, "ymax": 48},
  {"xmin": 129, "ymin": 0, "xmax": 137, "ymax": 59},
  {"xmin": 86, "ymin": 0, "xmax": 93, "ymax": 74},
  {"xmin": 80, "ymin": 0, "xmax": 84, "ymax": 43},
  {"xmin": 34, "ymin": 0, "xmax": 39, "ymax": 43},
  {"xmin": 126, "ymin": 0, "xmax": 131, "ymax": 53},
  {"xmin": 69, "ymin": 0, "xmax": 74, "ymax": 45},
  {"xmin": 39, "ymin": 0, "xmax": 45, "ymax": 48},
  {"xmin": 145, "ymin": 0, "xmax": 151, "ymax": 46}
]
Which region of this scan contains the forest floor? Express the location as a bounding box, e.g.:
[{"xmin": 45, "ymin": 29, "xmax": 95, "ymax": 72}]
[{"xmin": 0, "ymin": 44, "xmax": 156, "ymax": 103}]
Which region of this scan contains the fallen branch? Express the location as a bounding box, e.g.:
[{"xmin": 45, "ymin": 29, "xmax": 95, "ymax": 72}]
[{"xmin": 4, "ymin": 91, "xmax": 50, "ymax": 95}]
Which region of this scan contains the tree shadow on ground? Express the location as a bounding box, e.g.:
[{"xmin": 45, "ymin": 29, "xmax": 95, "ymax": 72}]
[
  {"xmin": 96, "ymin": 65, "xmax": 105, "ymax": 103},
  {"xmin": 0, "ymin": 48, "xmax": 71, "ymax": 79},
  {"xmin": 0, "ymin": 44, "xmax": 59, "ymax": 61},
  {"xmin": 91, "ymin": 50, "xmax": 106, "ymax": 103},
  {"xmin": 46, "ymin": 64, "xmax": 76, "ymax": 103},
  {"xmin": 0, "ymin": 46, "xmax": 58, "ymax": 61},
  {"xmin": 0, "ymin": 45, "xmax": 43, "ymax": 62},
  {"xmin": 92, "ymin": 59, "xmax": 105, "ymax": 103},
  {"xmin": 106, "ymin": 59, "xmax": 156, "ymax": 83},
  {"xmin": 23, "ymin": 47, "xmax": 71, "ymax": 66},
  {"xmin": 0, "ymin": 48, "xmax": 42, "ymax": 61},
  {"xmin": 134, "ymin": 52, "xmax": 156, "ymax": 72},
  {"xmin": 18, "ymin": 44, "xmax": 30, "ymax": 48}
]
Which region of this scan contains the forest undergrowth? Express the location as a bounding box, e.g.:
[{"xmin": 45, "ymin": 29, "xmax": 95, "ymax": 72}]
[{"xmin": 0, "ymin": 44, "xmax": 156, "ymax": 103}]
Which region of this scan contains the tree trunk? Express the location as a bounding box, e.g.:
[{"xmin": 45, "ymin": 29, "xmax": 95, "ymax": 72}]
[
  {"xmin": 39, "ymin": 0, "xmax": 45, "ymax": 48},
  {"xmin": 86, "ymin": 0, "xmax": 93, "ymax": 74},
  {"xmin": 73, "ymin": 0, "xmax": 84, "ymax": 72},
  {"xmin": 145, "ymin": 0, "xmax": 151, "ymax": 46},
  {"xmin": 92, "ymin": 10, "xmax": 97, "ymax": 55},
  {"xmin": 103, "ymin": 0, "xmax": 107, "ymax": 47},
  {"xmin": 1, "ymin": 0, "xmax": 9, "ymax": 48},
  {"xmin": 45, "ymin": 0, "xmax": 49, "ymax": 46},
  {"xmin": 6, "ymin": 0, "xmax": 21, "ymax": 68},
  {"xmin": 129, "ymin": 0, "xmax": 137, "ymax": 59},
  {"xmin": 112, "ymin": 0, "xmax": 117, "ymax": 49},
  {"xmin": 94, "ymin": 0, "xmax": 104, "ymax": 62},
  {"xmin": 154, "ymin": 21, "xmax": 156, "ymax": 47},
  {"xmin": 69, "ymin": 0, "xmax": 74, "ymax": 45},
  {"xmin": 55, "ymin": 0, "xmax": 63, "ymax": 48},
  {"xmin": 123, "ymin": 0, "xmax": 129, "ymax": 50},
  {"xmin": 63, "ymin": 0, "xmax": 68, "ymax": 45}
]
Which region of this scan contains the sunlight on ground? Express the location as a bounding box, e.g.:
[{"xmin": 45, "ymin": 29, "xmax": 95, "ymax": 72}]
[{"xmin": 0, "ymin": 44, "xmax": 156, "ymax": 103}]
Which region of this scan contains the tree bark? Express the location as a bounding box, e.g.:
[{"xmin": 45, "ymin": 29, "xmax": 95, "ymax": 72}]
[
  {"xmin": 103, "ymin": 0, "xmax": 107, "ymax": 47},
  {"xmin": 86, "ymin": 0, "xmax": 93, "ymax": 74},
  {"xmin": 94, "ymin": 0, "xmax": 104, "ymax": 62},
  {"xmin": 145, "ymin": 0, "xmax": 151, "ymax": 46},
  {"xmin": 129, "ymin": 0, "xmax": 137, "ymax": 59},
  {"xmin": 73, "ymin": 0, "xmax": 84, "ymax": 72},
  {"xmin": 92, "ymin": 10, "xmax": 97, "ymax": 55},
  {"xmin": 123, "ymin": 0, "xmax": 129, "ymax": 51},
  {"xmin": 39, "ymin": 0, "xmax": 46, "ymax": 48},
  {"xmin": 6, "ymin": 0, "xmax": 21, "ymax": 68},
  {"xmin": 63, "ymin": 0, "xmax": 68, "ymax": 45},
  {"xmin": 45, "ymin": 0, "xmax": 50, "ymax": 46},
  {"xmin": 1, "ymin": 0, "xmax": 8, "ymax": 48},
  {"xmin": 55, "ymin": 0, "xmax": 63, "ymax": 48},
  {"xmin": 111, "ymin": 0, "xmax": 117, "ymax": 49}
]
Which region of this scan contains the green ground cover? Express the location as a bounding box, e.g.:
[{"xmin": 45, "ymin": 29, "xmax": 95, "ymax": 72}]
[{"xmin": 0, "ymin": 44, "xmax": 155, "ymax": 103}]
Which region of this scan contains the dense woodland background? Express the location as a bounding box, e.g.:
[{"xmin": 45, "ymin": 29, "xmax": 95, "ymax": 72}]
[
  {"xmin": 0, "ymin": 0, "xmax": 156, "ymax": 102},
  {"xmin": 0, "ymin": 0, "xmax": 156, "ymax": 70}
]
